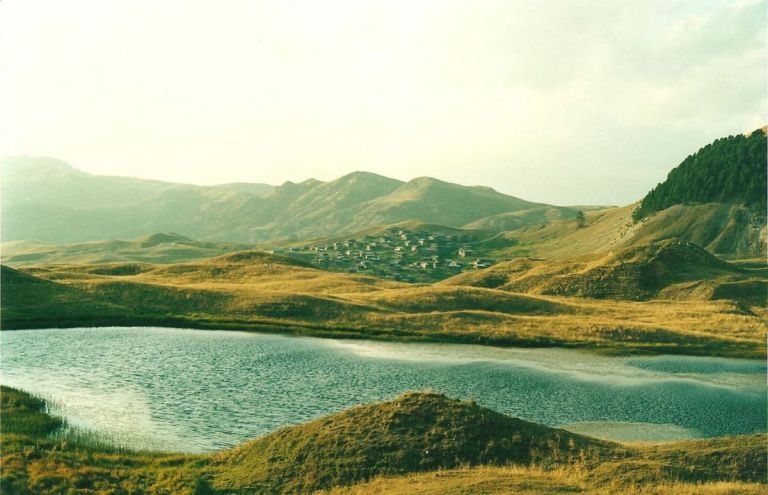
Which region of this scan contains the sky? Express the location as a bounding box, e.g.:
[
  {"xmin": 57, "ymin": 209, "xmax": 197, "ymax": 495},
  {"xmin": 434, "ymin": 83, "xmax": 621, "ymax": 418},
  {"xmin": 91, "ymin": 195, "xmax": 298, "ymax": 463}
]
[{"xmin": 1, "ymin": 0, "xmax": 765, "ymax": 205}]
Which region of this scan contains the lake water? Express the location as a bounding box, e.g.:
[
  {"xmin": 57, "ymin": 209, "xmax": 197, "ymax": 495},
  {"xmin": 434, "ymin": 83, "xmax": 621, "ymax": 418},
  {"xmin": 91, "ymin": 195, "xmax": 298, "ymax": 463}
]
[{"xmin": 1, "ymin": 327, "xmax": 765, "ymax": 453}]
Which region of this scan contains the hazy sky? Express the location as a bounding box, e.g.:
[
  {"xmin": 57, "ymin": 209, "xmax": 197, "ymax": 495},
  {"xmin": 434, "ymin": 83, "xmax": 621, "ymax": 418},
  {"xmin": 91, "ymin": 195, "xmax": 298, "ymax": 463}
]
[{"xmin": 1, "ymin": 0, "xmax": 765, "ymax": 205}]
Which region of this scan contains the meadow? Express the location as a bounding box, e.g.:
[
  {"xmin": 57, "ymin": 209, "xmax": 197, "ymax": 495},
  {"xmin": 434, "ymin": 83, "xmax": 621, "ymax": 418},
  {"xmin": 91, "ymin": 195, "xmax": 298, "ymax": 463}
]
[{"xmin": 2, "ymin": 244, "xmax": 765, "ymax": 358}]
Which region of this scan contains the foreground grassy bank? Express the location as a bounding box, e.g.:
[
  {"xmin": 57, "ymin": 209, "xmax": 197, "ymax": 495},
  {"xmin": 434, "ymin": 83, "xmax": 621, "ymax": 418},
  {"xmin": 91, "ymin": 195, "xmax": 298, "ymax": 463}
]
[
  {"xmin": 1, "ymin": 386, "xmax": 766, "ymax": 494},
  {"xmin": 2, "ymin": 253, "xmax": 766, "ymax": 358}
]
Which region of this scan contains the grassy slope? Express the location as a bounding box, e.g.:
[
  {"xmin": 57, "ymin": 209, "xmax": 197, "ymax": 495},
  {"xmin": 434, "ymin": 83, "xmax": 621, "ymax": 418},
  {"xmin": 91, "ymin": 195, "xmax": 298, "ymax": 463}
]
[
  {"xmin": 489, "ymin": 202, "xmax": 766, "ymax": 261},
  {"xmin": 2, "ymin": 248, "xmax": 766, "ymax": 358},
  {"xmin": 2, "ymin": 387, "xmax": 765, "ymax": 495},
  {"xmin": 463, "ymin": 205, "xmax": 578, "ymax": 231},
  {"xmin": 443, "ymin": 239, "xmax": 766, "ymax": 305}
]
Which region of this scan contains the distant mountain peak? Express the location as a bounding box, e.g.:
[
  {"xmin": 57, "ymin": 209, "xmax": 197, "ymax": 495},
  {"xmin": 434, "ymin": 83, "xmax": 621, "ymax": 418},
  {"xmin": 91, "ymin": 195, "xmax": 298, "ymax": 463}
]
[
  {"xmin": 340, "ymin": 170, "xmax": 401, "ymax": 181},
  {"xmin": 408, "ymin": 176, "xmax": 444, "ymax": 185},
  {"xmin": 137, "ymin": 232, "xmax": 192, "ymax": 247},
  {"xmin": 0, "ymin": 155, "xmax": 80, "ymax": 179},
  {"xmin": 1, "ymin": 161, "xmax": 558, "ymax": 244}
]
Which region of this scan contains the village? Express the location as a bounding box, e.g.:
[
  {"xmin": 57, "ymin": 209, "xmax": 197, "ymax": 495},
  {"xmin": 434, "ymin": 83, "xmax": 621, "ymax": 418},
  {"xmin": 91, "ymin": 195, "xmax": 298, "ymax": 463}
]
[{"xmin": 271, "ymin": 227, "xmax": 497, "ymax": 283}]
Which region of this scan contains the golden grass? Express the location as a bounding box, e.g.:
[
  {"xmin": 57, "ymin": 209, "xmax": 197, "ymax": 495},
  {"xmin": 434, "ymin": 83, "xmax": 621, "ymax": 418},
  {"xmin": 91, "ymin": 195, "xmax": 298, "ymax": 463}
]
[
  {"xmin": 325, "ymin": 465, "xmax": 587, "ymax": 494},
  {"xmin": 3, "ymin": 252, "xmax": 766, "ymax": 357},
  {"xmin": 326, "ymin": 466, "xmax": 767, "ymax": 495}
]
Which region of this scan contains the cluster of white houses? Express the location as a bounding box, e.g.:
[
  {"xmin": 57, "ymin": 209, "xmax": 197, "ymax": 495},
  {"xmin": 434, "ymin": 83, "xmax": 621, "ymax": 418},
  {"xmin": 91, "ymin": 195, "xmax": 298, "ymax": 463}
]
[{"xmin": 274, "ymin": 227, "xmax": 496, "ymax": 283}]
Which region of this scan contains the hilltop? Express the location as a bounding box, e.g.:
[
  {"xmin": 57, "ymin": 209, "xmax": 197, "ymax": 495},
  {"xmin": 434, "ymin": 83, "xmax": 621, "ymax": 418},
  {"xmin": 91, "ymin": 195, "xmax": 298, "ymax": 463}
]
[{"xmin": 211, "ymin": 392, "xmax": 611, "ymax": 493}]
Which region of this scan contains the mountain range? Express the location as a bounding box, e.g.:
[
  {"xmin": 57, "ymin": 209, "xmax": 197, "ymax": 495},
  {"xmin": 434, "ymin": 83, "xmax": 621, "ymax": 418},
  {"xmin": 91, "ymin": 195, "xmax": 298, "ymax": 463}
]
[
  {"xmin": 0, "ymin": 157, "xmax": 571, "ymax": 244},
  {"xmin": 1, "ymin": 127, "xmax": 765, "ymax": 259}
]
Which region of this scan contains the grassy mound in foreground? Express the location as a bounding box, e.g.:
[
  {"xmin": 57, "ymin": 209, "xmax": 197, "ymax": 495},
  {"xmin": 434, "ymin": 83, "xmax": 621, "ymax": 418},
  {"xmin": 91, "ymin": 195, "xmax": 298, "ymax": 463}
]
[
  {"xmin": 211, "ymin": 392, "xmax": 612, "ymax": 493},
  {"xmin": 1, "ymin": 386, "xmax": 766, "ymax": 494}
]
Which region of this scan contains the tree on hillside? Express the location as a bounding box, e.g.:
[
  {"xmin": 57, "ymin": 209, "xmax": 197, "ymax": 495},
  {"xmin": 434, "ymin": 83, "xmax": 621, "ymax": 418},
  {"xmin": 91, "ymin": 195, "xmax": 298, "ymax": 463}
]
[{"xmin": 575, "ymin": 210, "xmax": 586, "ymax": 228}]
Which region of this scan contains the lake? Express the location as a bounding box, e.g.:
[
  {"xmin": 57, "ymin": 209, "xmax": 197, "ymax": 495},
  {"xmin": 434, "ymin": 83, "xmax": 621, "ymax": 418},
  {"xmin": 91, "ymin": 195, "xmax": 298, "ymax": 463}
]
[{"xmin": 1, "ymin": 327, "xmax": 765, "ymax": 453}]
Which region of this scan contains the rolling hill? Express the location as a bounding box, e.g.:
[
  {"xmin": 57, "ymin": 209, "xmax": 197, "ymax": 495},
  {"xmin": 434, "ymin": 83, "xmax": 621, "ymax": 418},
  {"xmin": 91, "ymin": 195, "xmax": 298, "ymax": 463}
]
[
  {"xmin": 210, "ymin": 391, "xmax": 612, "ymax": 493},
  {"xmin": 0, "ymin": 157, "xmax": 573, "ymax": 244}
]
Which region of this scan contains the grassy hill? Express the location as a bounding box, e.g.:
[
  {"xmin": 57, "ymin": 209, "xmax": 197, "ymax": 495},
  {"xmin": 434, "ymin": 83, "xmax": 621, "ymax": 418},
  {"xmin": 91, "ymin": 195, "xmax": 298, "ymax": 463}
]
[
  {"xmin": 0, "ymin": 265, "xmax": 128, "ymax": 326},
  {"xmin": 2, "ymin": 387, "xmax": 765, "ymax": 494},
  {"xmin": 350, "ymin": 285, "xmax": 574, "ymax": 314},
  {"xmin": 331, "ymin": 465, "xmax": 767, "ymax": 495},
  {"xmin": 211, "ymin": 392, "xmax": 612, "ymax": 493},
  {"xmin": 444, "ymin": 239, "xmax": 766, "ymax": 305},
  {"xmin": 345, "ymin": 177, "xmax": 548, "ymax": 231}
]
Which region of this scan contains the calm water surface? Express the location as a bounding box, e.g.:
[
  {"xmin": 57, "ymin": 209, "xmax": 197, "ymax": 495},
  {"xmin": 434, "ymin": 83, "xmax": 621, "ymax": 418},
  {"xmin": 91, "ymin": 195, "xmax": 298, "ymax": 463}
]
[{"xmin": 1, "ymin": 327, "xmax": 765, "ymax": 452}]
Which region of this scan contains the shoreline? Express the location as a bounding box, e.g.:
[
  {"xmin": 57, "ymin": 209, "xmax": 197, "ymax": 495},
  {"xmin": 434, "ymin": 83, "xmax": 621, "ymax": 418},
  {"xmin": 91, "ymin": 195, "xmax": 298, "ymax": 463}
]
[{"xmin": 2, "ymin": 315, "xmax": 764, "ymax": 360}]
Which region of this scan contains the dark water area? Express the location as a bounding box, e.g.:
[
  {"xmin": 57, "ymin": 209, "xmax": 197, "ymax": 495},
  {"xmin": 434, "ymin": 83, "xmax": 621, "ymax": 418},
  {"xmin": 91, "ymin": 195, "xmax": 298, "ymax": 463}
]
[{"xmin": 1, "ymin": 327, "xmax": 765, "ymax": 452}]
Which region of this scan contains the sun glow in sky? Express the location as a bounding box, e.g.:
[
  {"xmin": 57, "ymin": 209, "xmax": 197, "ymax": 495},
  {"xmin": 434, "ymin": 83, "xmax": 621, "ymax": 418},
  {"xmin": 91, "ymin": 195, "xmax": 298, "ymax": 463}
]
[{"xmin": 1, "ymin": 0, "xmax": 765, "ymax": 204}]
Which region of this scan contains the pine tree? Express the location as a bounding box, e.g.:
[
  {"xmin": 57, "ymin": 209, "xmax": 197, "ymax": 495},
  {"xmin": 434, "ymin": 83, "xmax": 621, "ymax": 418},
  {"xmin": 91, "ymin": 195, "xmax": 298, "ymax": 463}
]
[{"xmin": 632, "ymin": 128, "xmax": 767, "ymax": 222}]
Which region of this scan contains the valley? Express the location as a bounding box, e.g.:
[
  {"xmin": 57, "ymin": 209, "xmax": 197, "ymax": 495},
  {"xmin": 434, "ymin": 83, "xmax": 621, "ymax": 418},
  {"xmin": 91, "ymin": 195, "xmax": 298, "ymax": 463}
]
[
  {"xmin": 1, "ymin": 127, "xmax": 766, "ymax": 493},
  {"xmin": 3, "ymin": 1, "xmax": 766, "ymax": 491}
]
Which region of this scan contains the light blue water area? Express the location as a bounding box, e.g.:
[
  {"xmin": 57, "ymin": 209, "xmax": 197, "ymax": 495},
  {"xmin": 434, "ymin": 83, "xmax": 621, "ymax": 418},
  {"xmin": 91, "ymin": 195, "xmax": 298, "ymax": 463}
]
[{"xmin": 1, "ymin": 327, "xmax": 765, "ymax": 452}]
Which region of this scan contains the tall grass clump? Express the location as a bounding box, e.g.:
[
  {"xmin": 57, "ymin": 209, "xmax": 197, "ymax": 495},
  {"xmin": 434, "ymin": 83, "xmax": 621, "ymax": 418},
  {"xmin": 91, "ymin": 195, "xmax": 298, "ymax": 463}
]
[{"xmin": 0, "ymin": 385, "xmax": 63, "ymax": 436}]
